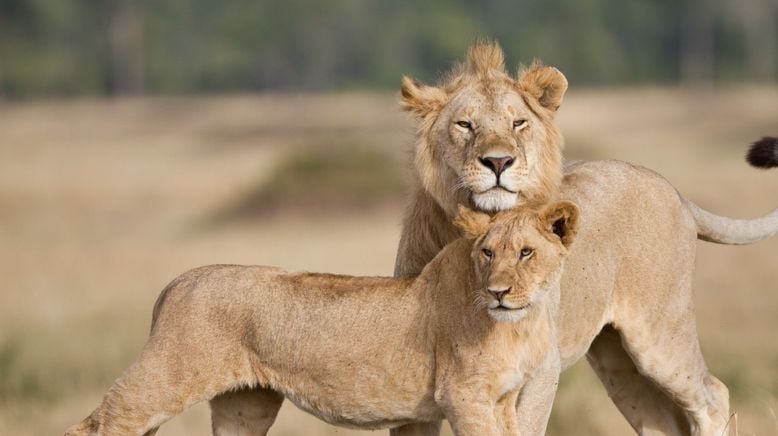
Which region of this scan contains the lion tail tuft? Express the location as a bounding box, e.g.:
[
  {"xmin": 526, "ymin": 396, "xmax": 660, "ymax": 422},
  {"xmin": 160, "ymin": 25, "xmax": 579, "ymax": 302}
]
[{"xmin": 746, "ymin": 136, "xmax": 778, "ymax": 169}]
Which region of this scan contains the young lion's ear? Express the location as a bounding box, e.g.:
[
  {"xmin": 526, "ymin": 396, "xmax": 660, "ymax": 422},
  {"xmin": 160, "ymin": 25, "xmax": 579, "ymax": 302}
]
[
  {"xmin": 453, "ymin": 205, "xmax": 492, "ymax": 239},
  {"xmin": 540, "ymin": 201, "xmax": 579, "ymax": 248},
  {"xmin": 517, "ymin": 62, "xmax": 568, "ymax": 113},
  {"xmin": 400, "ymin": 75, "xmax": 447, "ymax": 118}
]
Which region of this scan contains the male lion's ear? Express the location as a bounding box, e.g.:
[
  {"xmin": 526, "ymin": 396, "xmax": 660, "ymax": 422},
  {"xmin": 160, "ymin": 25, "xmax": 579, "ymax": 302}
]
[
  {"xmin": 453, "ymin": 205, "xmax": 492, "ymax": 239},
  {"xmin": 517, "ymin": 62, "xmax": 568, "ymax": 113},
  {"xmin": 540, "ymin": 201, "xmax": 579, "ymax": 248},
  {"xmin": 400, "ymin": 75, "xmax": 447, "ymax": 118}
]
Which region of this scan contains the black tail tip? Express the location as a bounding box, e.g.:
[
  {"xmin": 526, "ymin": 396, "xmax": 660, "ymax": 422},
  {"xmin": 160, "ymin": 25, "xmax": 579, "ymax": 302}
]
[{"xmin": 746, "ymin": 136, "xmax": 778, "ymax": 169}]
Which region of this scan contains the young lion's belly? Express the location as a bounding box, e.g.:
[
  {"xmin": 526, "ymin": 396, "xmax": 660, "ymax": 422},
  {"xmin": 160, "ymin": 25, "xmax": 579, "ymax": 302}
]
[
  {"xmin": 283, "ymin": 385, "xmax": 443, "ymax": 430},
  {"xmin": 248, "ymin": 316, "xmax": 441, "ymax": 428}
]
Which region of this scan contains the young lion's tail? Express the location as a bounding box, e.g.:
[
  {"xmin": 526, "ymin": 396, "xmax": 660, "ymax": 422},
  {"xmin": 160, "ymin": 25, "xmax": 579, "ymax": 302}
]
[{"xmin": 684, "ymin": 136, "xmax": 778, "ymax": 245}]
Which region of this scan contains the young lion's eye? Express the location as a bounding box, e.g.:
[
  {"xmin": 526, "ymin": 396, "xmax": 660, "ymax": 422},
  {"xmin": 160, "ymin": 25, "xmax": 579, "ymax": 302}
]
[
  {"xmin": 455, "ymin": 120, "xmax": 473, "ymax": 130},
  {"xmin": 482, "ymin": 248, "xmax": 493, "ymax": 259},
  {"xmin": 519, "ymin": 248, "xmax": 534, "ymax": 260},
  {"xmin": 513, "ymin": 119, "xmax": 528, "ymax": 130}
]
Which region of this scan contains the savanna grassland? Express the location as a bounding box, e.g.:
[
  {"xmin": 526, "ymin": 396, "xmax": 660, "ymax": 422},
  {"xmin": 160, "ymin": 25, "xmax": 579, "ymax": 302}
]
[{"xmin": 0, "ymin": 88, "xmax": 776, "ymax": 435}]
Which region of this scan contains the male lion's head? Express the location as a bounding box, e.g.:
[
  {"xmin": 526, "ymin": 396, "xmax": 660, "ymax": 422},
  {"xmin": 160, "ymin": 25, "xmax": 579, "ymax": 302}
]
[
  {"xmin": 454, "ymin": 201, "xmax": 578, "ymax": 323},
  {"xmin": 401, "ymin": 41, "xmax": 567, "ymax": 216}
]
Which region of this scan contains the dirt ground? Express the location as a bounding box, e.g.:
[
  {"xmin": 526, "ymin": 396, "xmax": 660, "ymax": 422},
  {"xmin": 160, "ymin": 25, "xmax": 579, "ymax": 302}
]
[{"xmin": 0, "ymin": 88, "xmax": 776, "ymax": 435}]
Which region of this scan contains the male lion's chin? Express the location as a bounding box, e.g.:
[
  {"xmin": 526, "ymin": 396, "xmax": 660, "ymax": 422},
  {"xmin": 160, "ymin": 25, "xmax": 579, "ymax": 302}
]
[
  {"xmin": 488, "ymin": 307, "xmax": 529, "ymax": 323},
  {"xmin": 472, "ymin": 189, "xmax": 518, "ymax": 212}
]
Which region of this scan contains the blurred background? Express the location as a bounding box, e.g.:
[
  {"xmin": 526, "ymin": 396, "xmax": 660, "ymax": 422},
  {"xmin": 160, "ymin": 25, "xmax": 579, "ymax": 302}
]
[
  {"xmin": 1, "ymin": 0, "xmax": 777, "ymax": 96},
  {"xmin": 0, "ymin": 0, "xmax": 776, "ymax": 435}
]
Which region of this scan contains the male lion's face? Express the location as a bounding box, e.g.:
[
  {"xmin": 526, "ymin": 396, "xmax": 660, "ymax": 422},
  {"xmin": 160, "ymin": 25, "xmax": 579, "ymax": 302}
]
[
  {"xmin": 429, "ymin": 84, "xmax": 551, "ymax": 212},
  {"xmin": 401, "ymin": 42, "xmax": 567, "ymax": 216},
  {"xmin": 454, "ymin": 202, "xmax": 579, "ymax": 323}
]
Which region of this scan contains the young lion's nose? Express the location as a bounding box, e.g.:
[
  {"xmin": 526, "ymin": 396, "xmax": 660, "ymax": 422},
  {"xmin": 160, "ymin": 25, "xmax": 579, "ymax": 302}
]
[
  {"xmin": 488, "ymin": 287, "xmax": 511, "ymax": 301},
  {"xmin": 479, "ymin": 156, "xmax": 515, "ymax": 177}
]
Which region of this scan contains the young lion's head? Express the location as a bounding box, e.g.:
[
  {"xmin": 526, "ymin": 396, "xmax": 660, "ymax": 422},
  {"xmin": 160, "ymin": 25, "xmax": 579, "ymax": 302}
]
[
  {"xmin": 454, "ymin": 201, "xmax": 579, "ymax": 323},
  {"xmin": 401, "ymin": 41, "xmax": 567, "ymax": 216}
]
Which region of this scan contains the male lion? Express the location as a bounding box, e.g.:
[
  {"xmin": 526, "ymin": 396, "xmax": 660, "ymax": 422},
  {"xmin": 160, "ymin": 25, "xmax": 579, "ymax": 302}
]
[
  {"xmin": 387, "ymin": 42, "xmax": 778, "ymax": 436},
  {"xmin": 66, "ymin": 202, "xmax": 580, "ymax": 436}
]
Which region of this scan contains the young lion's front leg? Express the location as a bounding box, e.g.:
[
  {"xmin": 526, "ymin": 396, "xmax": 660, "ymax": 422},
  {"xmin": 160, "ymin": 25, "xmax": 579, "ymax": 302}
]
[
  {"xmin": 514, "ymin": 353, "xmax": 561, "ymax": 436},
  {"xmin": 496, "ymin": 391, "xmax": 520, "ymax": 435},
  {"xmin": 438, "ymin": 389, "xmax": 504, "ymax": 436}
]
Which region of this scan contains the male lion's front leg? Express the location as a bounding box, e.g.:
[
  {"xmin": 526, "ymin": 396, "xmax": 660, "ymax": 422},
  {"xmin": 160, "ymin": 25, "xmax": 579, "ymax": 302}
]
[{"xmin": 390, "ymin": 421, "xmax": 442, "ymax": 436}]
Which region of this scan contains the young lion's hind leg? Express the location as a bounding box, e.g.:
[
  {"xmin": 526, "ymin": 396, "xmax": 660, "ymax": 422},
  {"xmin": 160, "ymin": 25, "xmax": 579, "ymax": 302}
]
[
  {"xmin": 65, "ymin": 410, "xmax": 160, "ymax": 436},
  {"xmin": 64, "ymin": 409, "xmax": 100, "ymax": 436},
  {"xmin": 72, "ymin": 336, "xmax": 256, "ymax": 436},
  {"xmin": 210, "ymin": 387, "xmax": 283, "ymax": 436}
]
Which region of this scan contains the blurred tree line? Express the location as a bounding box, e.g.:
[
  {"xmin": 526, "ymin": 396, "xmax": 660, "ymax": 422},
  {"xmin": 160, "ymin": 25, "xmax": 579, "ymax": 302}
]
[{"xmin": 0, "ymin": 0, "xmax": 775, "ymax": 97}]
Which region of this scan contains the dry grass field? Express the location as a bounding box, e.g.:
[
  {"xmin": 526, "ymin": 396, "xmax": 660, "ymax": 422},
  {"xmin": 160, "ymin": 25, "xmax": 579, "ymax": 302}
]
[{"xmin": 0, "ymin": 88, "xmax": 776, "ymax": 435}]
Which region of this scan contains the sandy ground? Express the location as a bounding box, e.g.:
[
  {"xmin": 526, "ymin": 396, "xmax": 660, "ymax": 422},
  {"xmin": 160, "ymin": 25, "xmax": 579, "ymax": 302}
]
[{"xmin": 0, "ymin": 88, "xmax": 776, "ymax": 435}]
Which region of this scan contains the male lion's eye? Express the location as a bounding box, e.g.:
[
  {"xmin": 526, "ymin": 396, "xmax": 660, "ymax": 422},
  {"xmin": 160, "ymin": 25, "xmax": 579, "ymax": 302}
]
[
  {"xmin": 519, "ymin": 248, "xmax": 534, "ymax": 260},
  {"xmin": 482, "ymin": 248, "xmax": 493, "ymax": 259},
  {"xmin": 455, "ymin": 121, "xmax": 473, "ymax": 130},
  {"xmin": 513, "ymin": 119, "xmax": 528, "ymax": 129}
]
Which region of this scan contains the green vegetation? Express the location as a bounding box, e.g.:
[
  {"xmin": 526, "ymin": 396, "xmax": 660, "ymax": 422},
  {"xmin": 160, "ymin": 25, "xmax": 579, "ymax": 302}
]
[
  {"xmin": 0, "ymin": 0, "xmax": 775, "ymax": 97},
  {"xmin": 217, "ymin": 142, "xmax": 406, "ymax": 220}
]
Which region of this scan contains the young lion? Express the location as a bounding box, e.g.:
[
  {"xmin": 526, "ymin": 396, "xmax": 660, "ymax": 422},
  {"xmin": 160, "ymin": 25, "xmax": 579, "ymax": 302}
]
[{"xmin": 65, "ymin": 202, "xmax": 580, "ymax": 436}]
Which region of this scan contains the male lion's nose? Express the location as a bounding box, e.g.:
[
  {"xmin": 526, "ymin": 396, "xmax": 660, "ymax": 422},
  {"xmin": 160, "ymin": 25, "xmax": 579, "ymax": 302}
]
[
  {"xmin": 488, "ymin": 287, "xmax": 511, "ymax": 301},
  {"xmin": 479, "ymin": 156, "xmax": 515, "ymax": 177}
]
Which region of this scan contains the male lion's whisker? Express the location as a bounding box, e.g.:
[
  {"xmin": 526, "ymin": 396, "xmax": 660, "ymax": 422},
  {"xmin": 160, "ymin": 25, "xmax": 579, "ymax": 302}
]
[
  {"xmin": 472, "ymin": 293, "xmax": 490, "ymax": 312},
  {"xmin": 451, "ymin": 179, "xmax": 470, "ymax": 194}
]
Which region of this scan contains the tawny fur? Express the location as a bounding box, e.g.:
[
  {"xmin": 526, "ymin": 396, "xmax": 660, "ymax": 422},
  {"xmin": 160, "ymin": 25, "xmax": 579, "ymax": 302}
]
[
  {"xmin": 65, "ymin": 204, "xmax": 579, "ymax": 436},
  {"xmin": 387, "ymin": 42, "xmax": 778, "ymax": 436}
]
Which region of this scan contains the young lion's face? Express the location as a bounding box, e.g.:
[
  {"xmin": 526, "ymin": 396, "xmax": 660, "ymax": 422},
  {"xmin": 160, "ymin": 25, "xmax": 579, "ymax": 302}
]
[{"xmin": 454, "ymin": 202, "xmax": 579, "ymax": 323}]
